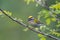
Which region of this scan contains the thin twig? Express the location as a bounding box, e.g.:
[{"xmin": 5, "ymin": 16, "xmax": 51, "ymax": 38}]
[
  {"xmin": 0, "ymin": 9, "xmax": 59, "ymax": 40},
  {"xmin": 35, "ymin": 0, "xmax": 50, "ymax": 10}
]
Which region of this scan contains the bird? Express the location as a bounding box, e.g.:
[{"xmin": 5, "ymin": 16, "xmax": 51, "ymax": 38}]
[{"xmin": 28, "ymin": 16, "xmax": 43, "ymax": 27}]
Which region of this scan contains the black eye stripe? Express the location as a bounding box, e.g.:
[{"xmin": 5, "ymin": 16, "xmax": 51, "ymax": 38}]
[{"xmin": 28, "ymin": 18, "xmax": 34, "ymax": 21}]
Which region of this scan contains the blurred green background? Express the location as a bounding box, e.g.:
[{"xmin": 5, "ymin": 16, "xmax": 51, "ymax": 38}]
[
  {"xmin": 0, "ymin": 0, "xmax": 60, "ymax": 40},
  {"xmin": 0, "ymin": 0, "xmax": 41, "ymax": 40}
]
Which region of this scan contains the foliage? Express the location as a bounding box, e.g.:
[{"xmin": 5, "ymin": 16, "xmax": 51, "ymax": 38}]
[
  {"xmin": 0, "ymin": 0, "xmax": 60, "ymax": 40},
  {"xmin": 24, "ymin": 0, "xmax": 35, "ymax": 5},
  {"xmin": 24, "ymin": 0, "xmax": 60, "ymax": 40},
  {"xmin": 38, "ymin": 34, "xmax": 46, "ymax": 40},
  {"xmin": 0, "ymin": 10, "xmax": 12, "ymax": 17},
  {"xmin": 50, "ymin": 2, "xmax": 60, "ymax": 10}
]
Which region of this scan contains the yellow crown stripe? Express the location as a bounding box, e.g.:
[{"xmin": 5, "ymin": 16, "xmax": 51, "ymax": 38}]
[{"xmin": 28, "ymin": 16, "xmax": 33, "ymax": 18}]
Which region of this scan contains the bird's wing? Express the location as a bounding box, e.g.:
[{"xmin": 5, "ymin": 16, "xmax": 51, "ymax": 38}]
[{"xmin": 34, "ymin": 19, "xmax": 43, "ymax": 24}]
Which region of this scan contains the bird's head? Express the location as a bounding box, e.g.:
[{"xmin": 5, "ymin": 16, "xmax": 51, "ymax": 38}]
[{"xmin": 28, "ymin": 16, "xmax": 34, "ymax": 21}]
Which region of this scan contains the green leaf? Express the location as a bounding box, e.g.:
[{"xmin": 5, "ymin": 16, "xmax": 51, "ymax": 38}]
[
  {"xmin": 40, "ymin": 37, "xmax": 46, "ymax": 40},
  {"xmin": 51, "ymin": 18, "xmax": 56, "ymax": 21},
  {"xmin": 0, "ymin": 11, "xmax": 3, "ymax": 15},
  {"xmin": 46, "ymin": 18, "xmax": 51, "ymax": 25},
  {"xmin": 4, "ymin": 10, "xmax": 12, "ymax": 16},
  {"xmin": 23, "ymin": 28, "xmax": 29, "ymax": 32},
  {"xmin": 31, "ymin": 0, "xmax": 34, "ymax": 2},
  {"xmin": 0, "ymin": 10, "xmax": 12, "ymax": 17},
  {"xmin": 49, "ymin": 3, "xmax": 60, "ymax": 10},
  {"xmin": 24, "ymin": 0, "xmax": 30, "ymax": 5},
  {"xmin": 24, "ymin": 0, "xmax": 35, "ymax": 5},
  {"xmin": 37, "ymin": 14, "xmax": 41, "ymax": 20},
  {"xmin": 38, "ymin": 34, "xmax": 44, "ymax": 37},
  {"xmin": 56, "ymin": 24, "xmax": 60, "ymax": 27},
  {"xmin": 44, "ymin": 13, "xmax": 49, "ymax": 18},
  {"xmin": 36, "ymin": 3, "xmax": 39, "ymax": 7}
]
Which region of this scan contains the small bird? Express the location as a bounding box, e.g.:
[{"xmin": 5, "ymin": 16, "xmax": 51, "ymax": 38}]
[{"xmin": 28, "ymin": 16, "xmax": 43, "ymax": 27}]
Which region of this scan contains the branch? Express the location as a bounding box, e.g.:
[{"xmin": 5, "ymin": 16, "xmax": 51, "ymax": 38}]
[
  {"xmin": 0, "ymin": 9, "xmax": 59, "ymax": 40},
  {"xmin": 35, "ymin": 0, "xmax": 50, "ymax": 10}
]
